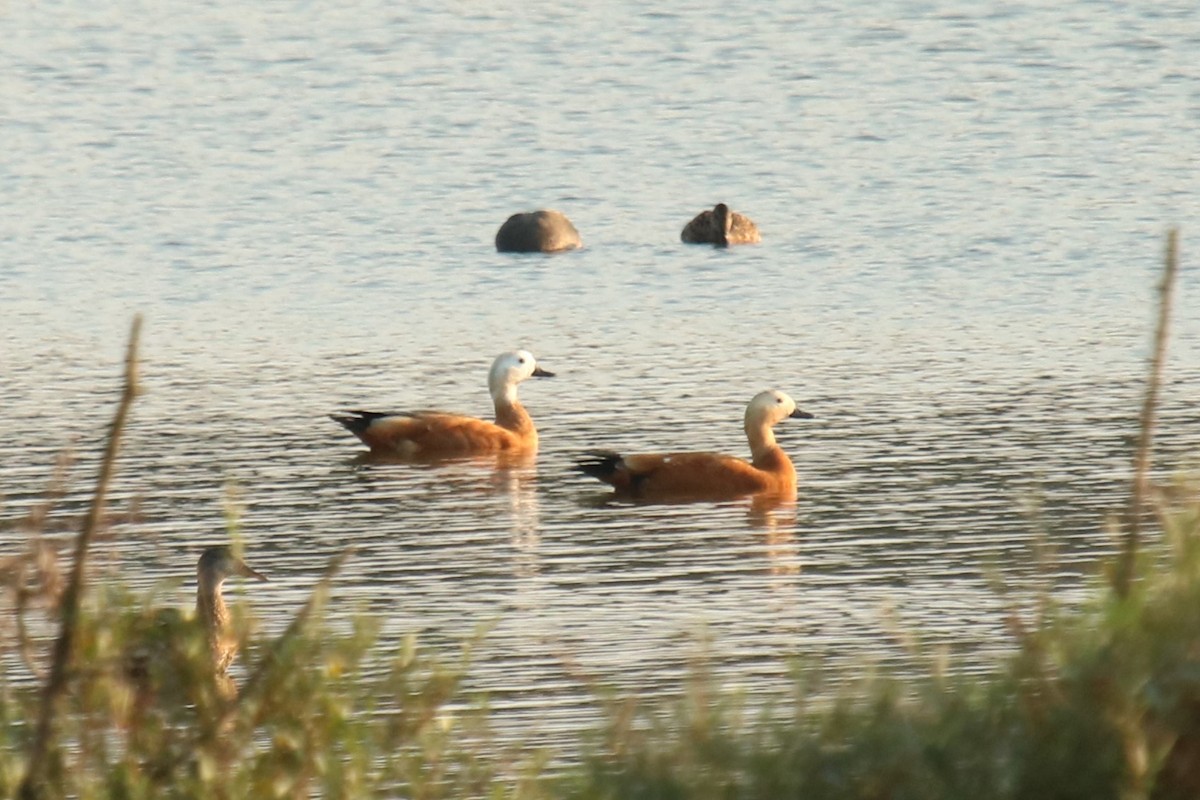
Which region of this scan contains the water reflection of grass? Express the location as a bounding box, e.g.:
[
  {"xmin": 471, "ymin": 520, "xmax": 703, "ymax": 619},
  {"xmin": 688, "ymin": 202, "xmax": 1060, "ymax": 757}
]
[{"xmin": 6, "ymin": 233, "xmax": 1198, "ymax": 798}]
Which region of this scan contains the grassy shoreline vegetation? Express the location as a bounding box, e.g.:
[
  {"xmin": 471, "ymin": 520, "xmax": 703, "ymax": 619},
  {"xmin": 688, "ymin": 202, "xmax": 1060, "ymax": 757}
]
[{"xmin": 3, "ymin": 231, "xmax": 1197, "ymax": 798}]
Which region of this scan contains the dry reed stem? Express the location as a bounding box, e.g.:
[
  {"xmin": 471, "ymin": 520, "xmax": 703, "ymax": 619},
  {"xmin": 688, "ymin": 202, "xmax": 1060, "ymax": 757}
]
[
  {"xmin": 1115, "ymin": 229, "xmax": 1180, "ymax": 599},
  {"xmin": 18, "ymin": 315, "xmax": 143, "ymax": 800}
]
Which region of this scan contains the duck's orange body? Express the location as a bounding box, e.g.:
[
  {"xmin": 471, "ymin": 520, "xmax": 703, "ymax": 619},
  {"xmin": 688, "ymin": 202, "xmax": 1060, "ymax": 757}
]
[
  {"xmin": 331, "ymin": 409, "xmax": 535, "ymax": 457},
  {"xmin": 577, "ymin": 390, "xmax": 811, "ymax": 501},
  {"xmin": 582, "ymin": 448, "xmax": 797, "ymax": 500},
  {"xmin": 681, "ymin": 203, "xmax": 761, "ymax": 246},
  {"xmin": 331, "ymin": 350, "xmax": 552, "ymax": 459}
]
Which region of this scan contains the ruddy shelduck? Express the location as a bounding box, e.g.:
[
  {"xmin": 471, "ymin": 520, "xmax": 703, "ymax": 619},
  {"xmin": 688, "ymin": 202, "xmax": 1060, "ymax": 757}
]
[
  {"xmin": 680, "ymin": 203, "xmax": 761, "ymax": 246},
  {"xmin": 330, "ymin": 350, "xmax": 554, "ymax": 458},
  {"xmin": 576, "ymin": 389, "xmax": 812, "ymax": 500}
]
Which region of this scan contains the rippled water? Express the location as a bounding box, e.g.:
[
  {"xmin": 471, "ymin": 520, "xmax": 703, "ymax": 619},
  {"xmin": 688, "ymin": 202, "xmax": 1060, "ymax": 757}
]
[{"xmin": 2, "ymin": 0, "xmax": 1199, "ymax": 752}]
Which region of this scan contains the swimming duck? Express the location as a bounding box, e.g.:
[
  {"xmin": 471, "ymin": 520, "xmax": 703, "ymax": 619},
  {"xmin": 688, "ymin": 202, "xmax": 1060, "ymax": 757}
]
[
  {"xmin": 126, "ymin": 545, "xmax": 267, "ymax": 708},
  {"xmin": 196, "ymin": 545, "xmax": 268, "ymax": 682},
  {"xmin": 680, "ymin": 203, "xmax": 761, "ymax": 246},
  {"xmin": 495, "ymin": 210, "xmax": 582, "ymax": 252},
  {"xmin": 576, "ymin": 389, "xmax": 811, "ymax": 500},
  {"xmin": 330, "ymin": 350, "xmax": 554, "ymax": 458}
]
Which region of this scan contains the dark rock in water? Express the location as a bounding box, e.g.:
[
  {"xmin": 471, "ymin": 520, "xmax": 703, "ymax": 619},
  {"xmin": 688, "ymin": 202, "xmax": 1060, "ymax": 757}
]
[
  {"xmin": 680, "ymin": 203, "xmax": 761, "ymax": 246},
  {"xmin": 495, "ymin": 209, "xmax": 582, "ymax": 253}
]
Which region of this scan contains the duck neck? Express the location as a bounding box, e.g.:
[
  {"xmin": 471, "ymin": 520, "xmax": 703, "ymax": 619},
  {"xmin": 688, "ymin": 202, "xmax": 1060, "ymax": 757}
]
[
  {"xmin": 197, "ymin": 578, "xmax": 231, "ymax": 662},
  {"xmin": 492, "ymin": 385, "xmax": 535, "ymax": 436},
  {"xmin": 746, "ymin": 417, "xmax": 775, "ymax": 459},
  {"xmin": 747, "ymin": 420, "xmax": 791, "ymax": 470},
  {"xmin": 748, "ymin": 422, "xmax": 797, "ymax": 492}
]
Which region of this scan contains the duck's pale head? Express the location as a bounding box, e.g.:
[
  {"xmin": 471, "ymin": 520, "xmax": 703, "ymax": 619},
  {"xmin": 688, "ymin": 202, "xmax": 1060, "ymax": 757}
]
[
  {"xmin": 746, "ymin": 389, "xmax": 813, "ymax": 429},
  {"xmin": 487, "ymin": 350, "xmax": 553, "ymax": 398}
]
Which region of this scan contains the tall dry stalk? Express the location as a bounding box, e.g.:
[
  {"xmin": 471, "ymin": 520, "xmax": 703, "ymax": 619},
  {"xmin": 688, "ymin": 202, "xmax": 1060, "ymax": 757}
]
[
  {"xmin": 1114, "ymin": 229, "xmax": 1180, "ymax": 599},
  {"xmin": 18, "ymin": 316, "xmax": 143, "ymax": 800}
]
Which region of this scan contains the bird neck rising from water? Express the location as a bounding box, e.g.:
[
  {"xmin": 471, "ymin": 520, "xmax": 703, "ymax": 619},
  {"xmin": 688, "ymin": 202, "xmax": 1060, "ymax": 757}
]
[
  {"xmin": 746, "ymin": 417, "xmax": 784, "ymax": 464},
  {"xmin": 494, "ymin": 396, "xmax": 535, "ymax": 437},
  {"xmin": 488, "ymin": 356, "xmax": 536, "ymax": 435},
  {"xmin": 745, "ymin": 395, "xmax": 796, "ymax": 470},
  {"xmin": 746, "ymin": 415, "xmax": 797, "ymax": 493},
  {"xmin": 197, "ymin": 575, "xmax": 237, "ymax": 674},
  {"xmin": 489, "ymin": 377, "xmax": 521, "ymax": 411}
]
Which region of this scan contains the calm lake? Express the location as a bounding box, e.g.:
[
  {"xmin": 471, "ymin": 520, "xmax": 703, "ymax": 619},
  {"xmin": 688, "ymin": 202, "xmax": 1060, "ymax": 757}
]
[{"xmin": 2, "ymin": 0, "xmax": 1199, "ymax": 753}]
